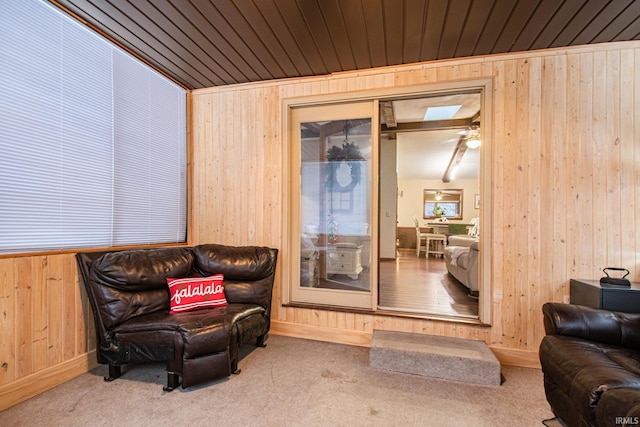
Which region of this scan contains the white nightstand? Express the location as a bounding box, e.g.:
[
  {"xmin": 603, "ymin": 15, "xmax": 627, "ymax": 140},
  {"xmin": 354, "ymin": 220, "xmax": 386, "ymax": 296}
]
[{"xmin": 326, "ymin": 243, "xmax": 363, "ymax": 279}]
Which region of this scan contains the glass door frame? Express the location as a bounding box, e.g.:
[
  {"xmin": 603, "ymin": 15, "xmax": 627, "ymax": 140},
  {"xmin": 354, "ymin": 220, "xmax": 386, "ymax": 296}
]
[
  {"xmin": 281, "ymin": 78, "xmax": 492, "ymax": 324},
  {"xmin": 286, "ymin": 101, "xmax": 379, "ymax": 310}
]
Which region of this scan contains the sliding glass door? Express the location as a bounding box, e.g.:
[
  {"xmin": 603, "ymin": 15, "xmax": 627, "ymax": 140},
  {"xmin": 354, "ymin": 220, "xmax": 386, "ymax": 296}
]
[{"xmin": 289, "ymin": 102, "xmax": 378, "ymax": 309}]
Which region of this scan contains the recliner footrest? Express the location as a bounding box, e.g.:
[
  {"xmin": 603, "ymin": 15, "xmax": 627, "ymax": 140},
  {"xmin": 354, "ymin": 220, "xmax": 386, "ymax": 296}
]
[{"xmin": 181, "ymin": 349, "xmax": 231, "ymax": 388}]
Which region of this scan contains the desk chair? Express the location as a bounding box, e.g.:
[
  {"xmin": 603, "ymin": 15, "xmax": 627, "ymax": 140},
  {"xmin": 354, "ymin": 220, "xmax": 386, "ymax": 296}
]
[
  {"xmin": 426, "ymin": 234, "xmax": 447, "ymax": 258},
  {"xmin": 413, "ymin": 216, "xmax": 429, "ymax": 257}
]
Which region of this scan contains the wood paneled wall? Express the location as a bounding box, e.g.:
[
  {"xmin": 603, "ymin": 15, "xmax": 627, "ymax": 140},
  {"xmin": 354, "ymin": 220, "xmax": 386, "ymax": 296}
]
[
  {"xmin": 1, "ymin": 40, "xmax": 638, "ymax": 410},
  {"xmin": 0, "ymin": 254, "xmax": 96, "ymax": 410},
  {"xmin": 191, "ymin": 41, "xmax": 640, "ymax": 365}
]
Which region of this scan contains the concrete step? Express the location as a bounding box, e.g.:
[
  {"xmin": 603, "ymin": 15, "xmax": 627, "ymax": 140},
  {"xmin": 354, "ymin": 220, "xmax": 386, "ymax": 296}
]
[{"xmin": 369, "ymin": 330, "xmax": 501, "ymax": 386}]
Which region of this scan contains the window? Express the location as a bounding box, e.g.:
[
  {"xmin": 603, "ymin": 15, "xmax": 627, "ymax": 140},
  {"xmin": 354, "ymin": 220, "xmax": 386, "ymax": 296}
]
[
  {"xmin": 423, "ymin": 189, "xmax": 463, "ymax": 220},
  {"xmin": 0, "ymin": 1, "xmax": 187, "ymax": 254}
]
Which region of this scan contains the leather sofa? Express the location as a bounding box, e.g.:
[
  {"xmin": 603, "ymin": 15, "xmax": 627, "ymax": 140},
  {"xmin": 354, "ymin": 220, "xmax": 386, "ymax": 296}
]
[
  {"xmin": 444, "ymin": 240, "xmax": 479, "ymax": 296},
  {"xmin": 539, "ymin": 302, "xmax": 640, "ymax": 426},
  {"xmin": 76, "ymin": 243, "xmax": 278, "ymax": 391}
]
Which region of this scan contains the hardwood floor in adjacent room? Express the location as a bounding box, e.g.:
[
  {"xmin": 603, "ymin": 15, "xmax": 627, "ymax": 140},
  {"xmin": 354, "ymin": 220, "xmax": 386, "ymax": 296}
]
[{"xmin": 378, "ymin": 251, "xmax": 478, "ymax": 318}]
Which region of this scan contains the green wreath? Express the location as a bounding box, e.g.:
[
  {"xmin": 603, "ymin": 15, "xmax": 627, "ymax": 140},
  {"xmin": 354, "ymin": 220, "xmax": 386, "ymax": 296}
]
[{"xmin": 325, "ymin": 142, "xmax": 364, "ymax": 193}]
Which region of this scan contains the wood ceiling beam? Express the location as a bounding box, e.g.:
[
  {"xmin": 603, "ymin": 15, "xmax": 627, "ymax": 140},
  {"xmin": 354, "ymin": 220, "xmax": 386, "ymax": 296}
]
[
  {"xmin": 380, "ymin": 101, "xmax": 397, "ymax": 128},
  {"xmin": 301, "ymin": 119, "xmax": 371, "ymax": 138},
  {"xmin": 381, "ymin": 117, "xmax": 472, "ymax": 139},
  {"xmin": 322, "ymin": 118, "xmax": 371, "ymax": 136},
  {"xmin": 442, "ymin": 135, "xmax": 468, "ymax": 183}
]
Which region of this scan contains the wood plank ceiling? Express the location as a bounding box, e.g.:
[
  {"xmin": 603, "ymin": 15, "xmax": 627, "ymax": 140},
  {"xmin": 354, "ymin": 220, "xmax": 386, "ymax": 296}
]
[{"xmin": 51, "ymin": 0, "xmax": 640, "ymax": 90}]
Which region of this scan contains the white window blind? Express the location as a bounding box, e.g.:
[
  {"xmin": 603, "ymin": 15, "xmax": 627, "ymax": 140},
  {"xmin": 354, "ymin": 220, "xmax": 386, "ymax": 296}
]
[{"xmin": 0, "ymin": 1, "xmax": 187, "ymax": 254}]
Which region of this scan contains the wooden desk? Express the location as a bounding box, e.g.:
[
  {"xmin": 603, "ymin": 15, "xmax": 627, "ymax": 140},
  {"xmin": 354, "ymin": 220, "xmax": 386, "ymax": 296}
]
[{"xmin": 570, "ymin": 278, "xmax": 640, "ymax": 313}]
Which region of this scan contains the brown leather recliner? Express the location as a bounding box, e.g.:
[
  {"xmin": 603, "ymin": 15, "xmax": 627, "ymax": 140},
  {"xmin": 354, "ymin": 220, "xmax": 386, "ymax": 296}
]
[
  {"xmin": 539, "ymin": 302, "xmax": 640, "ymax": 427},
  {"xmin": 77, "ymin": 243, "xmax": 278, "ymax": 391}
]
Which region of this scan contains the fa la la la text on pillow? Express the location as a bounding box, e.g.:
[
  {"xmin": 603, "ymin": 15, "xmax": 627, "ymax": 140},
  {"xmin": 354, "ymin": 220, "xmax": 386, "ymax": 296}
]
[{"xmin": 167, "ymin": 274, "xmax": 227, "ymax": 313}]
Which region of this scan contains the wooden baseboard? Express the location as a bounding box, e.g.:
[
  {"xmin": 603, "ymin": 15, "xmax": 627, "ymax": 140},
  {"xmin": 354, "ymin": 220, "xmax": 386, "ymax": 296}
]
[
  {"xmin": 270, "ymin": 320, "xmax": 372, "ymax": 347},
  {"xmin": 270, "ymin": 321, "xmax": 541, "ymax": 368},
  {"xmin": 488, "ymin": 346, "xmax": 541, "ymax": 369},
  {"xmin": 0, "ymin": 351, "xmax": 99, "ymax": 412}
]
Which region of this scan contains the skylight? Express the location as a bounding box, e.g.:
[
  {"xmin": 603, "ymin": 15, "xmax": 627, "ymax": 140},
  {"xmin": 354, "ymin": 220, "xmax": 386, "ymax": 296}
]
[{"xmin": 423, "ymin": 105, "xmax": 462, "ymax": 121}]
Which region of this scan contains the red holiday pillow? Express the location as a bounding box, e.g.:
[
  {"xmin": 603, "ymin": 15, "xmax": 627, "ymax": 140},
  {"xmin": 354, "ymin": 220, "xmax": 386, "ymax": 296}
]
[{"xmin": 167, "ymin": 275, "xmax": 227, "ymax": 313}]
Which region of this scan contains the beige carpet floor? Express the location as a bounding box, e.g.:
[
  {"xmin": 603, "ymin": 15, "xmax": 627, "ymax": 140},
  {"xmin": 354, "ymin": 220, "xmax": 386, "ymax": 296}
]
[{"xmin": 0, "ymin": 335, "xmax": 556, "ymax": 426}]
